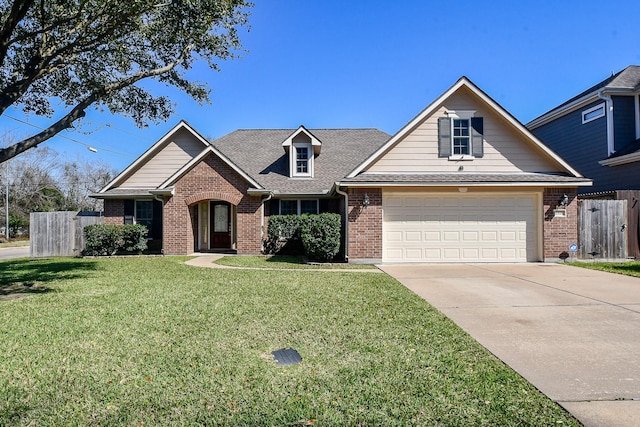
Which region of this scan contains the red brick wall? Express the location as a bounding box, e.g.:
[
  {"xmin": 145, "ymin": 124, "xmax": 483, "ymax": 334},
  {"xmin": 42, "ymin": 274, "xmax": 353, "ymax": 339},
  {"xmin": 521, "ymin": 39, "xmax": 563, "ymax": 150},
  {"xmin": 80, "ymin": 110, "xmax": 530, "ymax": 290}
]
[
  {"xmin": 347, "ymin": 188, "xmax": 382, "ymax": 261},
  {"xmin": 103, "ymin": 199, "xmax": 124, "ymax": 225},
  {"xmin": 162, "ymin": 153, "xmax": 263, "ymax": 255},
  {"xmin": 543, "ymin": 187, "xmax": 578, "ymax": 260}
]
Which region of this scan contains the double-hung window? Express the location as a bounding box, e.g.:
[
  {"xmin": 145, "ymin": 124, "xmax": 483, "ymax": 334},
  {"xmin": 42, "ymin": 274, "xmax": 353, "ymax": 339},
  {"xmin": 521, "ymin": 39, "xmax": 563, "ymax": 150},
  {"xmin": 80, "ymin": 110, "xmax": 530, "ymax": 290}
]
[
  {"xmin": 452, "ymin": 119, "xmax": 470, "ymax": 155},
  {"xmin": 438, "ymin": 111, "xmax": 484, "ymax": 159},
  {"xmin": 292, "ymin": 142, "xmax": 312, "ymax": 177},
  {"xmin": 296, "ymin": 146, "xmax": 309, "ymax": 174}
]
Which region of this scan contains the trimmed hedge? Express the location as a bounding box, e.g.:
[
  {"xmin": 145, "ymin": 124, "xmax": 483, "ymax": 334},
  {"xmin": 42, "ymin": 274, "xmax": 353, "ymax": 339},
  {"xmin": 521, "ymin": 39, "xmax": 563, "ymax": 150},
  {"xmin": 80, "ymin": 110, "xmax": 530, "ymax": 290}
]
[
  {"xmin": 266, "ymin": 213, "xmax": 341, "ymax": 261},
  {"xmin": 300, "ymin": 213, "xmax": 341, "ymax": 261},
  {"xmin": 84, "ymin": 224, "xmax": 148, "ymax": 256}
]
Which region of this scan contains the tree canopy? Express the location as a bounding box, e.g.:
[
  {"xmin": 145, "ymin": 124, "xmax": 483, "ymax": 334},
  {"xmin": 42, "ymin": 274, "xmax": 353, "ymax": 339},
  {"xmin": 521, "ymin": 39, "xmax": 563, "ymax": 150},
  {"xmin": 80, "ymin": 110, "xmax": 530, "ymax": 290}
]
[{"xmin": 0, "ymin": 0, "xmax": 251, "ymax": 163}]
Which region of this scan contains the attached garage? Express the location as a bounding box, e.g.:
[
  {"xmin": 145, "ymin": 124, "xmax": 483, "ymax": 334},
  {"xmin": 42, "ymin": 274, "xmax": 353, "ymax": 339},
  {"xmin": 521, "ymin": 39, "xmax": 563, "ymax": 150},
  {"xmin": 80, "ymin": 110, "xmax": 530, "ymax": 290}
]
[{"xmin": 382, "ymin": 191, "xmax": 541, "ymax": 263}]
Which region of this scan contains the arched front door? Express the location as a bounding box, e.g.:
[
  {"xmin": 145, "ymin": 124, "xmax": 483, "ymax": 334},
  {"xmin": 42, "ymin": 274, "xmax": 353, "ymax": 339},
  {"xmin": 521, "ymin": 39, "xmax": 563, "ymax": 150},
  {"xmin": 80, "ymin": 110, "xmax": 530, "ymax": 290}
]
[{"xmin": 198, "ymin": 200, "xmax": 234, "ymax": 251}]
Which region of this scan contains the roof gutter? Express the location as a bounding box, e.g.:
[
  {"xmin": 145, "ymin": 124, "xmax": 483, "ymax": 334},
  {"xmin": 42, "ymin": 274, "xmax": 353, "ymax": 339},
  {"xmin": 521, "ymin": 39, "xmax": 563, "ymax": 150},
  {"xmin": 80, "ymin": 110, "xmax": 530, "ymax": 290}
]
[
  {"xmin": 598, "ymin": 90, "xmax": 615, "ymax": 156},
  {"xmin": 334, "ymin": 183, "xmax": 349, "ymax": 262},
  {"xmin": 335, "ymin": 181, "xmax": 592, "ymax": 188},
  {"xmin": 599, "ymin": 151, "xmax": 640, "ymax": 167},
  {"xmin": 526, "ymin": 93, "xmax": 600, "ymax": 129}
]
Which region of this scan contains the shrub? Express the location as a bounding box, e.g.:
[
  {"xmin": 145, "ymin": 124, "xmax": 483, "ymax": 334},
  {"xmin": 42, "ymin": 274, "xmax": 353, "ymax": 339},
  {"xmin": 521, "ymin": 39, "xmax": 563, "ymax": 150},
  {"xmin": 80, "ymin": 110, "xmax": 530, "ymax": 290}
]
[
  {"xmin": 300, "ymin": 213, "xmax": 341, "ymax": 262},
  {"xmin": 84, "ymin": 224, "xmax": 148, "ymax": 256},
  {"xmin": 265, "ymin": 215, "xmax": 302, "ymax": 254},
  {"xmin": 121, "ymin": 224, "xmax": 149, "ymax": 253}
]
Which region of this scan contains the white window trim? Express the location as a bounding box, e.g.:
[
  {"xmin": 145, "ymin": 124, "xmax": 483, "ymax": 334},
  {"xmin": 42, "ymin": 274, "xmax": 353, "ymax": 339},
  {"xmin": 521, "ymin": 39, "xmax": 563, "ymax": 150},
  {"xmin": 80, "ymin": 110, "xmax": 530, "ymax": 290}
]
[
  {"xmin": 582, "ymin": 102, "xmax": 605, "ymax": 124},
  {"xmin": 279, "ymin": 199, "xmax": 319, "ymax": 215},
  {"xmin": 446, "ymin": 110, "xmax": 476, "ymax": 160},
  {"xmin": 291, "ymin": 142, "xmax": 313, "ymax": 178}
]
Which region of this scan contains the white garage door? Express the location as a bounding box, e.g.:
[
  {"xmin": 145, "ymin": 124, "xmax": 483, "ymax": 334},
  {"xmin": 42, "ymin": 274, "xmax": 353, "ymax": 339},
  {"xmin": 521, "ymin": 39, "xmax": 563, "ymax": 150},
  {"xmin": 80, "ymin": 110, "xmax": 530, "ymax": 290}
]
[{"xmin": 383, "ymin": 192, "xmax": 540, "ymax": 263}]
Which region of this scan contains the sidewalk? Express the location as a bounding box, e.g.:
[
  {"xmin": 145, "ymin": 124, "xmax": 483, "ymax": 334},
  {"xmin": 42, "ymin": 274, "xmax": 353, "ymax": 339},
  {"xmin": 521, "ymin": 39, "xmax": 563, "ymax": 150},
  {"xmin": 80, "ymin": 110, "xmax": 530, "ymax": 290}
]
[{"xmin": 184, "ymin": 254, "xmax": 384, "ymax": 273}]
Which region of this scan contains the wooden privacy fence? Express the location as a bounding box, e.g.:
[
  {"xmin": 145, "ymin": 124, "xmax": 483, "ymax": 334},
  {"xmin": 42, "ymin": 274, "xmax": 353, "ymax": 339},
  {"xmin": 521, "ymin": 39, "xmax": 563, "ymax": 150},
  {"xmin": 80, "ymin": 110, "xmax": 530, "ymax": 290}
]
[
  {"xmin": 578, "ymin": 199, "xmax": 627, "ymax": 260},
  {"xmin": 30, "ymin": 211, "xmax": 103, "ymax": 257}
]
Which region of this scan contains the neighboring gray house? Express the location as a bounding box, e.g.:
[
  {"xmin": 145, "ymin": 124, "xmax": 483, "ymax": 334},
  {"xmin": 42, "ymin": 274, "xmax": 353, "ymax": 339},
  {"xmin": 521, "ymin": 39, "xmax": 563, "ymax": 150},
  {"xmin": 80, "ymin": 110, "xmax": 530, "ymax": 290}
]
[
  {"xmin": 527, "ymin": 65, "xmax": 640, "ymax": 258},
  {"xmin": 527, "ymin": 65, "xmax": 640, "ymax": 192}
]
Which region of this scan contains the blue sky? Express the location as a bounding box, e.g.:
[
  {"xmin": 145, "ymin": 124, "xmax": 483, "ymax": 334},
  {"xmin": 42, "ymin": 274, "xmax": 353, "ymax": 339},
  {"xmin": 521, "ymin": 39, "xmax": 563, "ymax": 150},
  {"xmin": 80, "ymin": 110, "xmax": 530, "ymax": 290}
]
[{"xmin": 2, "ymin": 0, "xmax": 639, "ymax": 171}]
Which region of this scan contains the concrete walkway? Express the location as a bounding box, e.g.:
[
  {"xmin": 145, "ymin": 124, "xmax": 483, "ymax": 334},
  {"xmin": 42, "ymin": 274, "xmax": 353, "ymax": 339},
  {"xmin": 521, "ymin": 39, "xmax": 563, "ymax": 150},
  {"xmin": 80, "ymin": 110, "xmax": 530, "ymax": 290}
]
[
  {"xmin": 184, "ymin": 254, "xmax": 384, "ymax": 273},
  {"xmin": 380, "ymin": 263, "xmax": 640, "ymax": 427}
]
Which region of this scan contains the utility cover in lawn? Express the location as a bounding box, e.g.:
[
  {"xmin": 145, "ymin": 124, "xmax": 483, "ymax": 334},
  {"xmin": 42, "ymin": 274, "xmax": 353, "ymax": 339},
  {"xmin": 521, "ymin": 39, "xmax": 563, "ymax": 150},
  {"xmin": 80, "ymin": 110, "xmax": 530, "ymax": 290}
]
[{"xmin": 272, "ymin": 348, "xmax": 302, "ymax": 366}]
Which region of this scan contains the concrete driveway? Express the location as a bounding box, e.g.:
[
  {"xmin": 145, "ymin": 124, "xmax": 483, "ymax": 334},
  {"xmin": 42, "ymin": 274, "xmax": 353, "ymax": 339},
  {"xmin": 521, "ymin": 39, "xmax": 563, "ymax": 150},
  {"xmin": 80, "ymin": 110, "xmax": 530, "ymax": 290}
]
[{"xmin": 380, "ymin": 263, "xmax": 640, "ymax": 427}]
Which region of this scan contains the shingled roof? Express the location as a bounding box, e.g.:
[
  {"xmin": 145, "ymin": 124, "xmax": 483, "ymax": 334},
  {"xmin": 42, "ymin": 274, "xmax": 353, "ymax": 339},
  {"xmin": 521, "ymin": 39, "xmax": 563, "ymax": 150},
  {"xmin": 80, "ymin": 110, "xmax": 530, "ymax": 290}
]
[
  {"xmin": 211, "ymin": 128, "xmax": 391, "ymax": 194},
  {"xmin": 528, "ymin": 65, "xmax": 640, "ymax": 127}
]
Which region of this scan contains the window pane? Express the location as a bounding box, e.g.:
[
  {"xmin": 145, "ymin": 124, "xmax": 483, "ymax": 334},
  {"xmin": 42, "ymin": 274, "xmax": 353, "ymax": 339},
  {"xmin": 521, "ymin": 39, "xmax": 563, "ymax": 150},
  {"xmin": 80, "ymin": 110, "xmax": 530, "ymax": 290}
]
[
  {"xmin": 296, "ymin": 160, "xmax": 308, "ymax": 173},
  {"xmin": 584, "ymin": 107, "xmax": 604, "ymax": 121},
  {"xmin": 452, "ymin": 119, "xmax": 470, "ymax": 155},
  {"xmin": 135, "ymin": 200, "xmax": 153, "ymax": 233},
  {"xmin": 300, "ymin": 200, "xmax": 318, "ymax": 214},
  {"xmin": 214, "ymin": 204, "xmax": 228, "ymax": 232},
  {"xmin": 296, "ymin": 146, "xmax": 309, "ymax": 174},
  {"xmin": 280, "ymin": 200, "xmax": 298, "ymax": 215}
]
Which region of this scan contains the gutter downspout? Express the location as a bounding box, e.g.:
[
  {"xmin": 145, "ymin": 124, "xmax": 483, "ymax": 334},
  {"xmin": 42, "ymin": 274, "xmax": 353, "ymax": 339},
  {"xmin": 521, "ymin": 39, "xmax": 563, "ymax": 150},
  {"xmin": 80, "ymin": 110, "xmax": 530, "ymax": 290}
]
[
  {"xmin": 260, "ymin": 192, "xmax": 274, "ymax": 253},
  {"xmin": 335, "ymin": 183, "xmax": 349, "ymax": 262},
  {"xmin": 598, "ymin": 91, "xmax": 615, "ymax": 156}
]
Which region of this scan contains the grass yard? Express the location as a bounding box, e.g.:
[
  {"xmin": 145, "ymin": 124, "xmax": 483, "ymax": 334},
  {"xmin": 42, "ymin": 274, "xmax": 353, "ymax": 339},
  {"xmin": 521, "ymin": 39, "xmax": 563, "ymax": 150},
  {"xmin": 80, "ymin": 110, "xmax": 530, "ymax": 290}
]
[
  {"xmin": 214, "ymin": 255, "xmax": 377, "ymax": 270},
  {"xmin": 567, "ymin": 261, "xmax": 640, "ymax": 278},
  {"xmin": 0, "ymin": 257, "xmax": 579, "ymax": 426}
]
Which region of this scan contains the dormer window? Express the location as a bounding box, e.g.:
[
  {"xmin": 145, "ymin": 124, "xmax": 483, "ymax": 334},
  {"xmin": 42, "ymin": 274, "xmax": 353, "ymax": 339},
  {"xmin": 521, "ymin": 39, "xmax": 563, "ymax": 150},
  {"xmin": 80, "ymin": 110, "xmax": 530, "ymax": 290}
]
[
  {"xmin": 295, "ymin": 145, "xmax": 310, "ymax": 174},
  {"xmin": 282, "ymin": 125, "xmax": 322, "ymax": 178}
]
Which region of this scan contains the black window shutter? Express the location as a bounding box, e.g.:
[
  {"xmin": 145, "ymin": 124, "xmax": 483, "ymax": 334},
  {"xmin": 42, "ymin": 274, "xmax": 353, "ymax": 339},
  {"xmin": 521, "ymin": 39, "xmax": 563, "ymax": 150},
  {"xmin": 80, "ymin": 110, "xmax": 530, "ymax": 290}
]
[
  {"xmin": 438, "ymin": 117, "xmax": 452, "ymax": 157},
  {"xmin": 124, "ymin": 200, "xmax": 134, "ymax": 224},
  {"xmin": 269, "ymin": 199, "xmax": 279, "ymax": 216},
  {"xmin": 151, "ymin": 200, "xmax": 163, "ymax": 239},
  {"xmin": 319, "ymin": 199, "xmax": 329, "ymax": 213},
  {"xmin": 471, "ymin": 117, "xmax": 484, "ymax": 157}
]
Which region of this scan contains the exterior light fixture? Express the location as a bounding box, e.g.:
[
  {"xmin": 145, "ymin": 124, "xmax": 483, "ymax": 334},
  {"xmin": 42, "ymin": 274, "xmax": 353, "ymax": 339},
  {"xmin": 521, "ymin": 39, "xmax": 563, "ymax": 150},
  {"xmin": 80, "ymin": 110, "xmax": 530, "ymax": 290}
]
[
  {"xmin": 362, "ymin": 193, "xmax": 370, "ymax": 207},
  {"xmin": 558, "ymin": 194, "xmax": 569, "ymax": 207}
]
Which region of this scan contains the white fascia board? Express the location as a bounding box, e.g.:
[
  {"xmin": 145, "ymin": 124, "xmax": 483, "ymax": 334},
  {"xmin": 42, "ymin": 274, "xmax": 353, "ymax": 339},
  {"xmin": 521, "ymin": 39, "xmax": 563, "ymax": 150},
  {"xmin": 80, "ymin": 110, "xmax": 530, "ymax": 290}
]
[
  {"xmin": 599, "ymin": 152, "xmax": 640, "ymax": 166},
  {"xmin": 99, "ymin": 120, "xmax": 211, "ymax": 193},
  {"xmin": 347, "ymin": 79, "xmax": 468, "ymax": 178},
  {"xmin": 336, "ymin": 181, "xmax": 593, "ymax": 188},
  {"xmin": 281, "ymin": 125, "xmax": 322, "ymax": 154},
  {"xmin": 527, "ymin": 88, "xmax": 640, "ymax": 129},
  {"xmin": 347, "ymin": 77, "xmax": 584, "ymax": 178},
  {"xmin": 158, "ymin": 146, "xmax": 263, "ymax": 190}
]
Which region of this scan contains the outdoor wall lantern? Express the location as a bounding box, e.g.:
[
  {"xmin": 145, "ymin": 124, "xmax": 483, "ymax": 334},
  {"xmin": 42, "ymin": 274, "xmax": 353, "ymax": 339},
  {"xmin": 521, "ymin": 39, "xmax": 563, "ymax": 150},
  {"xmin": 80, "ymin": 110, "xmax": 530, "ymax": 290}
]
[
  {"xmin": 362, "ymin": 193, "xmax": 370, "ymax": 207},
  {"xmin": 558, "ymin": 194, "xmax": 569, "ymax": 207}
]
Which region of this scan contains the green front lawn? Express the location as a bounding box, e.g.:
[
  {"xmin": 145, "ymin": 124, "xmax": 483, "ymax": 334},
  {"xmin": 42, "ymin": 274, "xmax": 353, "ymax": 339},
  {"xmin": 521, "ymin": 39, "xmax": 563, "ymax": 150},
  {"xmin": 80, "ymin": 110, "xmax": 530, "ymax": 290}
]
[
  {"xmin": 214, "ymin": 255, "xmax": 377, "ymax": 269},
  {"xmin": 0, "ymin": 257, "xmax": 578, "ymax": 426},
  {"xmin": 567, "ymin": 261, "xmax": 640, "ymax": 278}
]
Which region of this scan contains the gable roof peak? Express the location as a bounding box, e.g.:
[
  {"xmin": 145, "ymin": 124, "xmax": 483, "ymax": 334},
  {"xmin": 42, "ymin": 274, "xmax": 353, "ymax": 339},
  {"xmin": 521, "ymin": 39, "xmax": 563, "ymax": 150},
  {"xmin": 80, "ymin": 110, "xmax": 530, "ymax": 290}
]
[
  {"xmin": 281, "ymin": 125, "xmax": 323, "ymax": 154},
  {"xmin": 347, "ymin": 76, "xmax": 583, "ymax": 178}
]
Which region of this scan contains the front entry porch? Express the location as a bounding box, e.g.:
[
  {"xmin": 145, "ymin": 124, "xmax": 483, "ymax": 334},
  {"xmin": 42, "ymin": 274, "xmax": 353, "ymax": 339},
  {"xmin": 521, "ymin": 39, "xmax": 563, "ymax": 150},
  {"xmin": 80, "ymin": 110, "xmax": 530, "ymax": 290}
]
[{"xmin": 196, "ymin": 200, "xmax": 237, "ymax": 253}]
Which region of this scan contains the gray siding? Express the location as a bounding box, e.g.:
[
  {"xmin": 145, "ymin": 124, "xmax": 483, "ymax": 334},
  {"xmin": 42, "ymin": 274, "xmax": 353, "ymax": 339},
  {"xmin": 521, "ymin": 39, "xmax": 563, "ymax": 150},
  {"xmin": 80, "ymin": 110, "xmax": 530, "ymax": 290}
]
[
  {"xmin": 533, "ymin": 99, "xmax": 639, "ymax": 193},
  {"xmin": 613, "ymin": 95, "xmax": 636, "ymax": 150},
  {"xmin": 532, "ymin": 100, "xmax": 605, "ymax": 189}
]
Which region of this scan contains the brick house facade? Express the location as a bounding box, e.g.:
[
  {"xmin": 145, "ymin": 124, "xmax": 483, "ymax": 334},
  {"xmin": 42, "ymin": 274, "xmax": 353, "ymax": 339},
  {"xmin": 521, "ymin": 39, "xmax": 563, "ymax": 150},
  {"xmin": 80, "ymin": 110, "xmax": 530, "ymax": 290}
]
[{"xmin": 94, "ymin": 78, "xmax": 591, "ymax": 263}]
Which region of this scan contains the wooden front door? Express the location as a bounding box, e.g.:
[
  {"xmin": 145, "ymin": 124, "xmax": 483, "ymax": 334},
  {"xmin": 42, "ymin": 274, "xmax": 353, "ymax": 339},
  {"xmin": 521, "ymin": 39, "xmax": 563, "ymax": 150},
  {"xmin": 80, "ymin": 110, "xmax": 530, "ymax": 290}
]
[{"xmin": 210, "ymin": 201, "xmax": 231, "ymax": 249}]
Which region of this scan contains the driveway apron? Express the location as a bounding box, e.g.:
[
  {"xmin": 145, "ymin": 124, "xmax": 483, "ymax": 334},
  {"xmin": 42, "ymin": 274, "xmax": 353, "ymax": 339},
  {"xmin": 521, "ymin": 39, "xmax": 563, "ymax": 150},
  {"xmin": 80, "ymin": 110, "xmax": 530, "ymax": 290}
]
[{"xmin": 380, "ymin": 263, "xmax": 640, "ymax": 427}]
